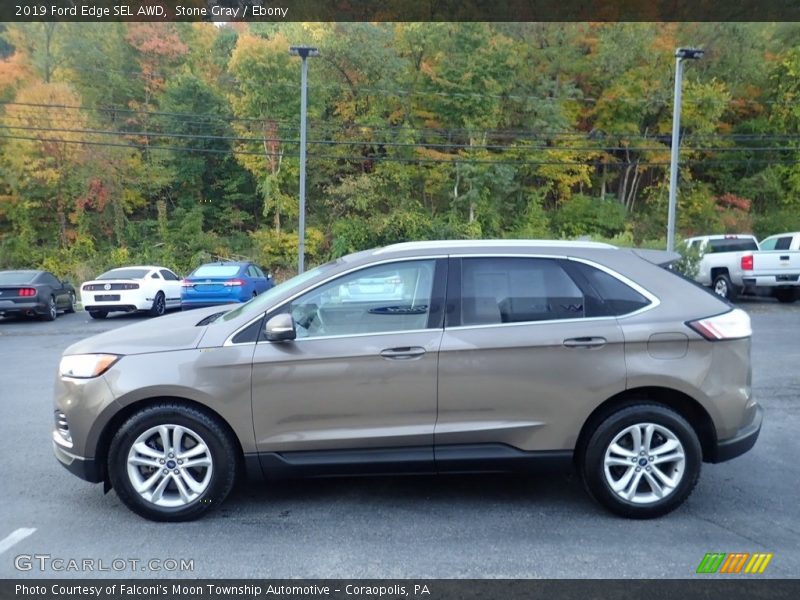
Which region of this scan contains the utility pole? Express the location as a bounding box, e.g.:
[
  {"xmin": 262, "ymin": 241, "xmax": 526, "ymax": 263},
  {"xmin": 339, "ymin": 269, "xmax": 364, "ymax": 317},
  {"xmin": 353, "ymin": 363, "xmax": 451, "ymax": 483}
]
[
  {"xmin": 667, "ymin": 47, "xmax": 704, "ymax": 252},
  {"xmin": 289, "ymin": 46, "xmax": 319, "ymax": 273}
]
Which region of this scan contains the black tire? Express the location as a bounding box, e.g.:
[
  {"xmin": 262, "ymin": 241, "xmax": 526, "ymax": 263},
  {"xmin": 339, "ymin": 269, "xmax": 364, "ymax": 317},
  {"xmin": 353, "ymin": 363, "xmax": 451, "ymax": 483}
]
[
  {"xmin": 775, "ymin": 289, "xmax": 796, "ymax": 304},
  {"xmin": 712, "ymin": 273, "xmax": 737, "ymax": 300},
  {"xmin": 580, "ymin": 403, "xmax": 702, "ymax": 519},
  {"xmin": 89, "ymin": 310, "xmax": 108, "ymax": 320},
  {"xmin": 41, "ymin": 296, "xmax": 57, "ymax": 321},
  {"xmin": 65, "ymin": 292, "xmax": 76, "ymax": 313},
  {"xmin": 108, "ymin": 403, "xmax": 238, "ymax": 522},
  {"xmin": 148, "ymin": 291, "xmax": 166, "ymax": 317}
]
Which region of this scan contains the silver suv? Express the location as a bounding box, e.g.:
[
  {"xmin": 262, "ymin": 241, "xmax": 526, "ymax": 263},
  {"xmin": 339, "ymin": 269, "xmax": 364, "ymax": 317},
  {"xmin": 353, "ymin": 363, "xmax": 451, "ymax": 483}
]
[{"xmin": 53, "ymin": 240, "xmax": 762, "ymax": 521}]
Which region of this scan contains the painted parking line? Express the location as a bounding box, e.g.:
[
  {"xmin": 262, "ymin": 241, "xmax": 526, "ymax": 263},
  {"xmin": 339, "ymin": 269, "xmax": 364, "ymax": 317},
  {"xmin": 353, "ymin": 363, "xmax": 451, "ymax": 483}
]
[{"xmin": 0, "ymin": 528, "xmax": 36, "ymax": 555}]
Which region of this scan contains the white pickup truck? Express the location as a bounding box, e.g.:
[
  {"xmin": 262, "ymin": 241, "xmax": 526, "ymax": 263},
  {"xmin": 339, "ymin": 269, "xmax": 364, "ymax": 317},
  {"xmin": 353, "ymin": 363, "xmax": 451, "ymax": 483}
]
[{"xmin": 685, "ymin": 233, "xmax": 800, "ymax": 303}]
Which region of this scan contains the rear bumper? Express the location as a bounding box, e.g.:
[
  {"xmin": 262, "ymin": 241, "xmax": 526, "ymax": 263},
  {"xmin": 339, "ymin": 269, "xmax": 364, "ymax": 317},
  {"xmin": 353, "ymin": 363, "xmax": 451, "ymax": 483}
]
[
  {"xmin": 80, "ymin": 291, "xmax": 152, "ymax": 312},
  {"xmin": 84, "ymin": 304, "xmax": 139, "ymax": 313},
  {"xmin": 741, "ymin": 275, "xmax": 800, "ymax": 288},
  {"xmin": 0, "ymin": 299, "xmax": 48, "ymax": 315},
  {"xmin": 708, "ymin": 403, "xmax": 763, "ymax": 463},
  {"xmin": 53, "ymin": 440, "xmax": 102, "ymax": 483}
]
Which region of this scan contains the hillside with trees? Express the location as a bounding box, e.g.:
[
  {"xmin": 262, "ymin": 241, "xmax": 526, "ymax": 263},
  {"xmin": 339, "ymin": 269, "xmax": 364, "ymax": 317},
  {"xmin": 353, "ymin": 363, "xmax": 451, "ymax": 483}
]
[{"xmin": 1, "ymin": 22, "xmax": 799, "ymax": 280}]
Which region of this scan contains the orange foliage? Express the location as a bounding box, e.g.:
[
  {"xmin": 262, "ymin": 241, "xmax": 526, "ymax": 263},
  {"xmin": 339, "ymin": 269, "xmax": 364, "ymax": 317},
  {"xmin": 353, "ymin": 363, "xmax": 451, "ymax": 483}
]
[
  {"xmin": 125, "ymin": 23, "xmax": 188, "ymax": 94},
  {"xmin": 0, "ymin": 52, "xmax": 30, "ymax": 94},
  {"xmin": 716, "ymin": 193, "xmax": 752, "ymax": 212}
]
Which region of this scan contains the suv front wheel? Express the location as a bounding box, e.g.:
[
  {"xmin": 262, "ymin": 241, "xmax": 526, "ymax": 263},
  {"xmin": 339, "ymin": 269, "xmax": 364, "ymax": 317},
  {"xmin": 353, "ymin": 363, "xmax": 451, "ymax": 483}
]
[
  {"xmin": 108, "ymin": 403, "xmax": 237, "ymax": 521},
  {"xmin": 581, "ymin": 404, "xmax": 702, "ymax": 519}
]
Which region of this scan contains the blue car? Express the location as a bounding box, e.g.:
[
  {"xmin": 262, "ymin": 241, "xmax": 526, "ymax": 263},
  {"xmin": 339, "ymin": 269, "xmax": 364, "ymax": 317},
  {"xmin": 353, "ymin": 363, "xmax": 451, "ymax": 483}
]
[{"xmin": 181, "ymin": 261, "xmax": 273, "ymax": 310}]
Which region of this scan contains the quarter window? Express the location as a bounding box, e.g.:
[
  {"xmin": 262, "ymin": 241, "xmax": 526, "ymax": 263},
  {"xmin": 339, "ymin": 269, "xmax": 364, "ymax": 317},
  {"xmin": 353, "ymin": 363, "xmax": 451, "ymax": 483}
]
[
  {"xmin": 567, "ymin": 261, "xmax": 651, "ymax": 317},
  {"xmin": 284, "ymin": 260, "xmax": 437, "ymax": 339},
  {"xmin": 460, "ymin": 258, "xmax": 585, "ymax": 325}
]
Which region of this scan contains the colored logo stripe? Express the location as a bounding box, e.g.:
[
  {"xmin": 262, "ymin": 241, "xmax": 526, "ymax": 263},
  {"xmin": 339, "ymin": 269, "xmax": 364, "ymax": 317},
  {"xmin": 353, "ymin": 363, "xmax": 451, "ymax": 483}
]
[
  {"xmin": 720, "ymin": 553, "xmax": 749, "ymax": 573},
  {"xmin": 697, "ymin": 553, "xmax": 726, "ymax": 574},
  {"xmin": 696, "ymin": 552, "xmax": 773, "ymax": 574},
  {"xmin": 744, "ymin": 553, "xmax": 773, "ymax": 574}
]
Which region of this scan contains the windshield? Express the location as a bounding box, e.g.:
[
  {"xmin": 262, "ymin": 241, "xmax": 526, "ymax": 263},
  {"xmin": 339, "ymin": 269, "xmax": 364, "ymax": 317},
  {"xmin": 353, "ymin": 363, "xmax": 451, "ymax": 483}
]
[
  {"xmin": 220, "ymin": 260, "xmax": 341, "ymax": 322},
  {"xmin": 191, "ymin": 265, "xmax": 242, "ymax": 277},
  {"xmin": 97, "ymin": 268, "xmax": 150, "ymax": 280},
  {"xmin": 0, "ymin": 271, "xmax": 37, "ymax": 285}
]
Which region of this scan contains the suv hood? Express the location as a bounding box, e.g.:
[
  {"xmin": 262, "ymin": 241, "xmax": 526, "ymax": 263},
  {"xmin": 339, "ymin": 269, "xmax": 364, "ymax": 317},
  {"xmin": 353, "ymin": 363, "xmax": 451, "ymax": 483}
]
[{"xmin": 63, "ymin": 306, "xmax": 226, "ymax": 356}]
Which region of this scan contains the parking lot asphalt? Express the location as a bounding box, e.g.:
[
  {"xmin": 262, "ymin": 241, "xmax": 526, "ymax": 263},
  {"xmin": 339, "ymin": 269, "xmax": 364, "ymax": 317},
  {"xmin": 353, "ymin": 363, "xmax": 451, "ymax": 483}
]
[{"xmin": 0, "ymin": 299, "xmax": 798, "ymax": 579}]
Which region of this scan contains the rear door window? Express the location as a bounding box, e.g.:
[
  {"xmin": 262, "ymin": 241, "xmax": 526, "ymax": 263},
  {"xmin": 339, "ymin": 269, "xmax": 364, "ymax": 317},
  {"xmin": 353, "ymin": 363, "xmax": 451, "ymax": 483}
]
[
  {"xmin": 459, "ymin": 257, "xmax": 585, "ymax": 325},
  {"xmin": 775, "ymin": 237, "xmax": 792, "ymax": 251}
]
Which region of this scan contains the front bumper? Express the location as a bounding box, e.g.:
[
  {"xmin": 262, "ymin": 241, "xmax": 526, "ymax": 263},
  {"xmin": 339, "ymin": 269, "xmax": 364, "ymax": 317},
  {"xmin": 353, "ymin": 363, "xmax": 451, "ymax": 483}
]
[
  {"xmin": 53, "ymin": 440, "xmax": 102, "ymax": 483},
  {"xmin": 181, "ymin": 299, "xmax": 244, "ymax": 310},
  {"xmin": 708, "ymin": 403, "xmax": 763, "ymax": 463}
]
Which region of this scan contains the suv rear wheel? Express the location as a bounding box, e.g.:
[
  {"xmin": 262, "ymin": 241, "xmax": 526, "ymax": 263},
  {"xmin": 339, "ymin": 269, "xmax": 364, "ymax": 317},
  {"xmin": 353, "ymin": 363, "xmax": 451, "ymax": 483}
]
[
  {"xmin": 581, "ymin": 404, "xmax": 701, "ymax": 519},
  {"xmin": 108, "ymin": 403, "xmax": 237, "ymax": 521}
]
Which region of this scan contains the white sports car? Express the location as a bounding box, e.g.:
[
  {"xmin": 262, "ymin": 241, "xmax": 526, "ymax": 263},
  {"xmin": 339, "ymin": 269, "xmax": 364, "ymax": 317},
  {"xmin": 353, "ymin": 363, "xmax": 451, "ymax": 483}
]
[{"xmin": 80, "ymin": 266, "xmax": 182, "ymax": 319}]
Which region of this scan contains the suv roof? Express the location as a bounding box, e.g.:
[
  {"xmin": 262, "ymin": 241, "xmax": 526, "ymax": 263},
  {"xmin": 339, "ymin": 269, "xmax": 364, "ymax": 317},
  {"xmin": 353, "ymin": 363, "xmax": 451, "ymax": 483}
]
[{"xmin": 374, "ymin": 239, "xmax": 617, "ymax": 255}]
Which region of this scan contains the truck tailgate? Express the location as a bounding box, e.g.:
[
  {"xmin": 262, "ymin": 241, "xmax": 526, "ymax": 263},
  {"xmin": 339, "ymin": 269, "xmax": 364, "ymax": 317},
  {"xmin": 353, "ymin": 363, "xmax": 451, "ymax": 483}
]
[{"xmin": 747, "ymin": 251, "xmax": 800, "ymax": 283}]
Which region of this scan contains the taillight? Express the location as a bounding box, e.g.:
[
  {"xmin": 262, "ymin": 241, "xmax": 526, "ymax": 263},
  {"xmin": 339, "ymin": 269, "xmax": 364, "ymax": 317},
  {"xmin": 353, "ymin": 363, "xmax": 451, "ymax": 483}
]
[
  {"xmin": 223, "ymin": 279, "xmax": 244, "ymax": 287},
  {"xmin": 688, "ymin": 309, "xmax": 751, "ymax": 341},
  {"xmin": 18, "ymin": 288, "xmax": 36, "ymax": 297},
  {"xmin": 181, "ymin": 279, "xmax": 194, "ymax": 288},
  {"xmin": 121, "ymin": 283, "xmax": 139, "ymax": 290},
  {"xmin": 741, "ymin": 255, "xmax": 754, "ymax": 271}
]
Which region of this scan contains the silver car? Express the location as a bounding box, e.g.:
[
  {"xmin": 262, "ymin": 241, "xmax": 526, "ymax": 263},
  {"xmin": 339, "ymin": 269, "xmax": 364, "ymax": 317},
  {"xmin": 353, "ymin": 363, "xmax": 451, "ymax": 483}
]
[{"xmin": 53, "ymin": 240, "xmax": 762, "ymax": 521}]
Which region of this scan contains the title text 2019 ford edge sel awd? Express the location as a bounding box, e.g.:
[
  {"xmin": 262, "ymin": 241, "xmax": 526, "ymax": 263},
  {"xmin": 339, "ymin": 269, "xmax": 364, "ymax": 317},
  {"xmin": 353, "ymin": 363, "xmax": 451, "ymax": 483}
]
[{"xmin": 53, "ymin": 240, "xmax": 762, "ymax": 521}]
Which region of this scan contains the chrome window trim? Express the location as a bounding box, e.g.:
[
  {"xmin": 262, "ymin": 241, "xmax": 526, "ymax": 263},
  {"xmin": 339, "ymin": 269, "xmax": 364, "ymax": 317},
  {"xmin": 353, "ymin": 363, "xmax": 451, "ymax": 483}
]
[
  {"xmin": 293, "ymin": 328, "xmax": 438, "ymax": 343},
  {"xmin": 223, "ymin": 255, "xmax": 445, "ymax": 346}
]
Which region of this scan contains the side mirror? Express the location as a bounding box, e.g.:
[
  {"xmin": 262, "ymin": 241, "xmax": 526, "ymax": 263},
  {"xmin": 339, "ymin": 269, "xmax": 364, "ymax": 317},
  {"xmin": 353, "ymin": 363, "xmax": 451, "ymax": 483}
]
[{"xmin": 265, "ymin": 313, "xmax": 296, "ymax": 342}]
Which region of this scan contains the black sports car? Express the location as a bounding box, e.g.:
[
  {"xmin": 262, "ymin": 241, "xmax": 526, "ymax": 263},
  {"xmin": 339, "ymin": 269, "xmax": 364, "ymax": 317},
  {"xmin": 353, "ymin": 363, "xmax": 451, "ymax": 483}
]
[{"xmin": 0, "ymin": 270, "xmax": 76, "ymax": 321}]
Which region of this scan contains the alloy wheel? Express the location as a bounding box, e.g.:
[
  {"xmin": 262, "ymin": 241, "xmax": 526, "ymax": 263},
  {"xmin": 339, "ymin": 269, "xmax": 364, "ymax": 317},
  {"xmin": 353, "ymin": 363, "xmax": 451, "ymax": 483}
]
[
  {"xmin": 126, "ymin": 424, "xmax": 213, "ymax": 508},
  {"xmin": 603, "ymin": 422, "xmax": 686, "ymax": 505}
]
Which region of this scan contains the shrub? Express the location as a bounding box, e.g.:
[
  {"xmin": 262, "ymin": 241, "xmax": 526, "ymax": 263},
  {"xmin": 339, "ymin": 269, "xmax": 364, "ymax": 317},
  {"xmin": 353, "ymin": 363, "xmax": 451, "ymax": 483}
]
[{"xmin": 551, "ymin": 194, "xmax": 626, "ymax": 238}]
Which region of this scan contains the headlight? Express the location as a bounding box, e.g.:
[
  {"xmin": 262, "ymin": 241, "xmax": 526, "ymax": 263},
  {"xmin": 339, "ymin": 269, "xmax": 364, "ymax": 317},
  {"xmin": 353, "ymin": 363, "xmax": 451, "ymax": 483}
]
[{"xmin": 59, "ymin": 354, "xmax": 120, "ymax": 379}]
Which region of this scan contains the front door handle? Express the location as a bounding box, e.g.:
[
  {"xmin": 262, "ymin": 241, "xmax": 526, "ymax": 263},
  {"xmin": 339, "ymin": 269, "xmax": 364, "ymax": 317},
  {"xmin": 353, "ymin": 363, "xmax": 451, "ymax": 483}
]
[
  {"xmin": 380, "ymin": 346, "xmax": 426, "ymax": 360},
  {"xmin": 563, "ymin": 336, "xmax": 607, "ymax": 349}
]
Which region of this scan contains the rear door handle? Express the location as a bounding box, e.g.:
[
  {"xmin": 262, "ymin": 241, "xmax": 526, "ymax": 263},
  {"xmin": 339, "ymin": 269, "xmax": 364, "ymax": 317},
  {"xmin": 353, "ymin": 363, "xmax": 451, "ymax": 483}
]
[
  {"xmin": 563, "ymin": 337, "xmax": 607, "ymax": 348},
  {"xmin": 380, "ymin": 346, "xmax": 426, "ymax": 360}
]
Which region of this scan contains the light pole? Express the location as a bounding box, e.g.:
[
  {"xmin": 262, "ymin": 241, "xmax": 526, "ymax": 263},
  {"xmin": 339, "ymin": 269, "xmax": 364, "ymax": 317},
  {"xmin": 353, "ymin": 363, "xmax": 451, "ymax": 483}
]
[
  {"xmin": 666, "ymin": 47, "xmax": 704, "ymax": 252},
  {"xmin": 289, "ymin": 45, "xmax": 319, "ymax": 273}
]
